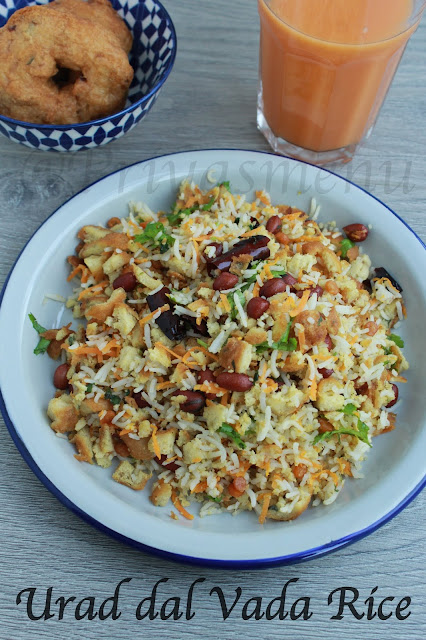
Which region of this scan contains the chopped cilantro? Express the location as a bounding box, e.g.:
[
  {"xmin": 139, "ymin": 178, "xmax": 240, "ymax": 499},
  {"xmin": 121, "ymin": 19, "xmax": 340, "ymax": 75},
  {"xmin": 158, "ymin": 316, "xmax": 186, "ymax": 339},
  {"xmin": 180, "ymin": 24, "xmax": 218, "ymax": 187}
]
[
  {"xmin": 168, "ymin": 195, "xmax": 215, "ymax": 225},
  {"xmin": 167, "ymin": 208, "xmax": 192, "ymax": 226},
  {"xmin": 68, "ymin": 334, "xmax": 76, "ymax": 346},
  {"xmin": 382, "ymin": 345, "xmax": 392, "ymax": 355},
  {"xmin": 271, "ymin": 268, "xmax": 287, "ymax": 278},
  {"xmin": 220, "ymin": 181, "xmax": 231, "ymax": 191},
  {"xmin": 86, "ymin": 383, "xmax": 93, "ymax": 393},
  {"xmin": 218, "ymin": 423, "xmax": 246, "ymax": 449},
  {"xmin": 105, "ymin": 389, "xmax": 121, "ymax": 405},
  {"xmin": 201, "ymin": 196, "xmax": 216, "ymax": 211},
  {"xmin": 341, "ymin": 403, "xmax": 357, "ymax": 415},
  {"xmin": 134, "ymin": 222, "xmax": 174, "ymax": 251},
  {"xmin": 197, "ymin": 339, "xmax": 209, "ymax": 349},
  {"xmin": 227, "ymin": 289, "xmax": 246, "ymax": 320},
  {"xmin": 340, "ymin": 238, "xmax": 355, "ymax": 258},
  {"xmin": 207, "ymin": 495, "xmax": 223, "ymax": 503},
  {"xmin": 253, "ymin": 371, "xmax": 259, "ymax": 383},
  {"xmin": 256, "ymin": 320, "xmax": 297, "ymax": 354},
  {"xmin": 389, "ymin": 334, "xmax": 404, "ymax": 348},
  {"xmin": 314, "ymin": 419, "xmax": 371, "ymax": 447},
  {"xmin": 28, "ymin": 313, "xmax": 51, "ymax": 355}
]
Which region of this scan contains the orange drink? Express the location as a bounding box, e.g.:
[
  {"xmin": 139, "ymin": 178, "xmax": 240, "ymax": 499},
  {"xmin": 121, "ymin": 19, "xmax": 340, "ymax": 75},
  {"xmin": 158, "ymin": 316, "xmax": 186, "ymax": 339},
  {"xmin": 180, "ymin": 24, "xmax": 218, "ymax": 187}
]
[{"xmin": 258, "ymin": 0, "xmax": 425, "ymax": 164}]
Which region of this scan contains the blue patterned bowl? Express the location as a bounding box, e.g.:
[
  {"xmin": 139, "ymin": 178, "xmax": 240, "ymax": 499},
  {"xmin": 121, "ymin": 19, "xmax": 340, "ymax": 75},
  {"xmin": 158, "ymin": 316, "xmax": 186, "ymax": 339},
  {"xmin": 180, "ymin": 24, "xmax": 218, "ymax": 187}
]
[{"xmin": 0, "ymin": 0, "xmax": 177, "ymax": 151}]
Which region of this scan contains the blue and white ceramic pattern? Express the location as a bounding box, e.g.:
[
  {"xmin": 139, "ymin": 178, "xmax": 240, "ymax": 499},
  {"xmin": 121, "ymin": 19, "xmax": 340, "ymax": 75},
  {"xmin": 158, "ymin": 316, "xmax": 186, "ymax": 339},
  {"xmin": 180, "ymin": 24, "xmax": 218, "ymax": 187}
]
[{"xmin": 0, "ymin": 0, "xmax": 177, "ymax": 151}]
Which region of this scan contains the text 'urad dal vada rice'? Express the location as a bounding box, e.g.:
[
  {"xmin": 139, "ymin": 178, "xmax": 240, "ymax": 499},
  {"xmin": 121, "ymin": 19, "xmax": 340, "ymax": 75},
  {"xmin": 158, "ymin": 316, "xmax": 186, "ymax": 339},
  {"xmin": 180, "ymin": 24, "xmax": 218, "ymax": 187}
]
[{"xmin": 31, "ymin": 180, "xmax": 409, "ymax": 523}]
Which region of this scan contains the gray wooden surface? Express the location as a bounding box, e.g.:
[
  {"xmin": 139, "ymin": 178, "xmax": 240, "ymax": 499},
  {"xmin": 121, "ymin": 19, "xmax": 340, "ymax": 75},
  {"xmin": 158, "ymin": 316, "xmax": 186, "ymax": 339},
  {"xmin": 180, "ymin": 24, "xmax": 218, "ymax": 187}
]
[{"xmin": 0, "ymin": 2, "xmax": 425, "ymax": 639}]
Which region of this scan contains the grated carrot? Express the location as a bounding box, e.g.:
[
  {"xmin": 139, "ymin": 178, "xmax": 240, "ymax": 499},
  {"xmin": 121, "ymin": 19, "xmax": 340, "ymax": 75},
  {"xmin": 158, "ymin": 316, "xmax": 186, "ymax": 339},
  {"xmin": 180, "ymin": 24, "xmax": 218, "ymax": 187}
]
[
  {"xmin": 171, "ymin": 490, "xmax": 194, "ymax": 520},
  {"xmin": 67, "ymin": 264, "xmax": 89, "ymax": 282},
  {"xmin": 298, "ymin": 326, "xmax": 306, "ymax": 352},
  {"xmin": 101, "ymin": 339, "xmax": 121, "ymax": 354},
  {"xmin": 155, "ymin": 342, "xmax": 183, "ymax": 360},
  {"xmin": 191, "ymin": 481, "xmax": 208, "ymax": 494},
  {"xmin": 289, "ymin": 289, "xmax": 310, "ymax": 317},
  {"xmin": 139, "ymin": 304, "xmax": 170, "ymax": 326},
  {"xmin": 220, "ymin": 293, "xmax": 231, "ymax": 312},
  {"xmin": 258, "ymin": 493, "xmax": 271, "ymax": 524},
  {"xmin": 194, "ymin": 382, "xmax": 227, "ymax": 396},
  {"xmin": 119, "ymin": 426, "xmax": 134, "ymax": 436},
  {"xmin": 252, "ymin": 281, "xmax": 260, "ymax": 297},
  {"xmin": 182, "ymin": 346, "xmax": 218, "ymax": 362},
  {"xmin": 77, "ymin": 281, "xmax": 108, "ymax": 301},
  {"xmin": 151, "ymin": 425, "xmax": 161, "ymax": 459},
  {"xmin": 156, "ymin": 381, "xmax": 175, "ymax": 390},
  {"xmin": 69, "ymin": 346, "xmax": 102, "ymax": 356},
  {"xmin": 220, "ymin": 391, "xmax": 230, "ymax": 406},
  {"xmin": 241, "ymin": 227, "xmax": 266, "ymax": 238},
  {"xmin": 309, "ymin": 376, "xmax": 317, "ymax": 401}
]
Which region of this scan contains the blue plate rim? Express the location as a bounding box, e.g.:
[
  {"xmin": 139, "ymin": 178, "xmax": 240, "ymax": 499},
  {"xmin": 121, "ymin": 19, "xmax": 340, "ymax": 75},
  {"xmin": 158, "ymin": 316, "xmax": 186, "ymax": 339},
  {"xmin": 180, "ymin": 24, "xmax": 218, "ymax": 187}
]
[
  {"xmin": 0, "ymin": 148, "xmax": 425, "ymax": 569},
  {"xmin": 0, "ymin": 0, "xmax": 178, "ymax": 131}
]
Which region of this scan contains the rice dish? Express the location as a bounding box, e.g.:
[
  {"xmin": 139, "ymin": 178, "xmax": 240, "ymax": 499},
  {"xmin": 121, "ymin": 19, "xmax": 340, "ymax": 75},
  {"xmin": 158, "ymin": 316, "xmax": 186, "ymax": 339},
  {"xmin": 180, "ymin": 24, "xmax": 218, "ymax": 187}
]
[{"xmin": 34, "ymin": 181, "xmax": 409, "ymax": 523}]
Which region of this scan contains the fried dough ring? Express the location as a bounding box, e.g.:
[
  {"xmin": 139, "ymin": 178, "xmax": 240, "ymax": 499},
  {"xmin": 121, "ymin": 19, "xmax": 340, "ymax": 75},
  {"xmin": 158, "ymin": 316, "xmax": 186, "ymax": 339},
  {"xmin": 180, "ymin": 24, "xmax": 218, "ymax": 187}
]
[
  {"xmin": 0, "ymin": 4, "xmax": 133, "ymax": 124},
  {"xmin": 49, "ymin": 0, "xmax": 132, "ymax": 54}
]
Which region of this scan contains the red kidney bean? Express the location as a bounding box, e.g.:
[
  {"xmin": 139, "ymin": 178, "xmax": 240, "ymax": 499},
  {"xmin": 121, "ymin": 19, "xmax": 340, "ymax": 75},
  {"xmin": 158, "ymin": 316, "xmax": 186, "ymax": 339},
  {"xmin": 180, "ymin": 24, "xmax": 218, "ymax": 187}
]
[
  {"xmin": 385, "ymin": 384, "xmax": 399, "ymax": 408},
  {"xmin": 172, "ymin": 390, "xmax": 206, "ymax": 414},
  {"xmin": 266, "ymin": 215, "xmax": 282, "ymax": 234},
  {"xmin": 259, "ymin": 278, "xmax": 287, "ymax": 298},
  {"xmin": 374, "ymin": 268, "xmax": 403, "ymax": 293},
  {"xmin": 318, "ymin": 368, "xmax": 333, "ymax": 379},
  {"xmin": 318, "ymin": 418, "xmax": 334, "ymax": 433},
  {"xmin": 159, "ymin": 454, "xmax": 179, "ymax": 472},
  {"xmin": 356, "ymin": 381, "xmax": 368, "ymax": 396},
  {"xmin": 324, "ymin": 335, "xmax": 333, "ymax": 350},
  {"xmin": 147, "ymin": 286, "xmax": 185, "ymax": 341},
  {"xmin": 203, "ymin": 242, "xmax": 223, "ymax": 263},
  {"xmin": 343, "ymin": 223, "xmax": 369, "ymax": 242},
  {"xmin": 213, "ymin": 272, "xmax": 239, "ymax": 291},
  {"xmin": 282, "ymin": 274, "xmax": 297, "ymax": 287},
  {"xmin": 247, "ymin": 297, "xmax": 270, "ymax": 319},
  {"xmin": 216, "ymin": 372, "xmax": 253, "ymax": 392},
  {"xmin": 133, "ymin": 391, "xmax": 149, "ymax": 409},
  {"xmin": 296, "ymin": 285, "xmax": 323, "ymax": 299},
  {"xmin": 198, "ymin": 369, "xmax": 216, "ymax": 399},
  {"xmin": 207, "ymin": 235, "xmax": 270, "ymax": 274},
  {"xmin": 53, "ymin": 363, "xmax": 69, "ymax": 390},
  {"xmin": 112, "ymin": 272, "xmax": 137, "ymax": 292}
]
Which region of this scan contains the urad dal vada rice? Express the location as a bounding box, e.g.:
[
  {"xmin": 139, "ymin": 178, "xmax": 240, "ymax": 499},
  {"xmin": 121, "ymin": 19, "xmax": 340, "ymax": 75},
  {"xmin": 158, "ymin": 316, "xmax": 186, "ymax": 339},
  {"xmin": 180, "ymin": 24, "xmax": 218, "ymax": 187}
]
[
  {"xmin": 0, "ymin": 0, "xmax": 133, "ymax": 124},
  {"xmin": 32, "ymin": 182, "xmax": 409, "ymax": 523}
]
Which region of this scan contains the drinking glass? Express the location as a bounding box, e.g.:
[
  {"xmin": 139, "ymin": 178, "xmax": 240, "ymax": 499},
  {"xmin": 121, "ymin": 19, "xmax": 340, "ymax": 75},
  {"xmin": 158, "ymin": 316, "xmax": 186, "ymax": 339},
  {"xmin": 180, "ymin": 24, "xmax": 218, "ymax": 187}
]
[{"xmin": 258, "ymin": 0, "xmax": 425, "ymax": 164}]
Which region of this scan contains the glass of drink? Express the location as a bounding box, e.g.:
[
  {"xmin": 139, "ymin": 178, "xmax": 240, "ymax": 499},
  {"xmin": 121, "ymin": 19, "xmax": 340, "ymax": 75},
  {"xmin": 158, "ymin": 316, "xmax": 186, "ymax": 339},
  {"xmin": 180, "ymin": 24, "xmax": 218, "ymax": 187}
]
[{"xmin": 258, "ymin": 0, "xmax": 425, "ymax": 164}]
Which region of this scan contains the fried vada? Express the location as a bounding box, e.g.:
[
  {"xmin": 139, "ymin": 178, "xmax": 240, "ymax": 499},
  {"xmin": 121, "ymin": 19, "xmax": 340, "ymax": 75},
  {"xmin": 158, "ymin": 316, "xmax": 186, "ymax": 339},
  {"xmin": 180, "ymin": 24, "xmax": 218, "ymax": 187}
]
[{"xmin": 0, "ymin": 1, "xmax": 134, "ymax": 124}]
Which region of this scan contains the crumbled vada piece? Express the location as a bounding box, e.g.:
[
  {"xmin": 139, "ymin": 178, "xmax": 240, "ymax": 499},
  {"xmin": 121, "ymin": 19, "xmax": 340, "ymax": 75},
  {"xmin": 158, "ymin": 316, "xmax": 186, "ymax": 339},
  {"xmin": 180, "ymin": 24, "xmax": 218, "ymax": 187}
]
[
  {"xmin": 113, "ymin": 461, "xmax": 152, "ymax": 491},
  {"xmin": 218, "ymin": 338, "xmax": 253, "ymax": 373},
  {"xmin": 47, "ymin": 394, "xmax": 78, "ymax": 433},
  {"xmin": 73, "ymin": 426, "xmax": 93, "ymax": 463},
  {"xmin": 150, "ymin": 480, "xmax": 172, "ymax": 506}
]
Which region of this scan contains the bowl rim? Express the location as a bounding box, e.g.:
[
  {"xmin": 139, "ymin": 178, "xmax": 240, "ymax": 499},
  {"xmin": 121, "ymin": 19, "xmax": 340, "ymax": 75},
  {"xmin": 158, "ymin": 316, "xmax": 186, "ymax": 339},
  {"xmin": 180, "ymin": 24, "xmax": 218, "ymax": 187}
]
[
  {"xmin": 0, "ymin": 148, "xmax": 425, "ymax": 569},
  {"xmin": 0, "ymin": 0, "xmax": 177, "ymax": 131}
]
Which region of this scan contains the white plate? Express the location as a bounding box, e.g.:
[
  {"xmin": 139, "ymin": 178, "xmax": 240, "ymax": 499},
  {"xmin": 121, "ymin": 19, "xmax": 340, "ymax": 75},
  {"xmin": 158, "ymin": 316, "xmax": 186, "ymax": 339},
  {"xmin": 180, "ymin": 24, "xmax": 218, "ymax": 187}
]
[{"xmin": 1, "ymin": 149, "xmax": 425, "ymax": 567}]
